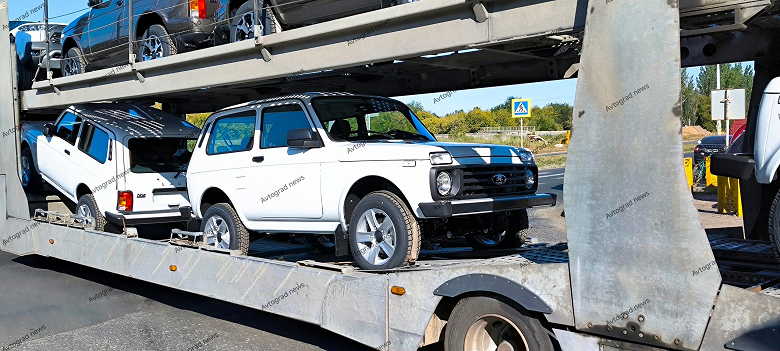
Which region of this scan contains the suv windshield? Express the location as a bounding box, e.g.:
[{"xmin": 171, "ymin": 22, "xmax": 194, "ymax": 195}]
[
  {"xmin": 311, "ymin": 97, "xmax": 435, "ymax": 142},
  {"xmin": 128, "ymin": 138, "xmax": 196, "ymax": 173}
]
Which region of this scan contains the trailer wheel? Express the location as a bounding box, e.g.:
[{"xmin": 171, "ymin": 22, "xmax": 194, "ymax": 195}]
[
  {"xmin": 77, "ymin": 194, "xmax": 108, "ymax": 231},
  {"xmin": 466, "ymin": 210, "xmax": 529, "ymax": 249},
  {"xmin": 349, "ymin": 191, "xmax": 420, "ymax": 270},
  {"xmin": 769, "ymin": 187, "xmax": 780, "ymax": 259},
  {"xmin": 20, "ymin": 148, "xmax": 42, "ymax": 193},
  {"xmin": 201, "ymin": 203, "xmax": 250, "ymax": 255},
  {"xmin": 137, "ymin": 25, "xmax": 177, "ymax": 62},
  {"xmin": 445, "ymin": 296, "xmax": 554, "ymax": 351}
]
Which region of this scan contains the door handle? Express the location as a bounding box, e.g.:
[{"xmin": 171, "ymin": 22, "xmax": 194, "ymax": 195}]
[
  {"xmin": 252, "ymin": 156, "xmax": 264, "ymax": 163},
  {"xmin": 64, "ymin": 149, "xmax": 70, "ymax": 155}
]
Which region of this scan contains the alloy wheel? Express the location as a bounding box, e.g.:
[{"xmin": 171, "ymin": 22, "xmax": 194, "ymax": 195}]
[
  {"xmin": 355, "ymin": 208, "xmax": 396, "ymax": 266},
  {"xmin": 141, "ymin": 35, "xmax": 164, "ymax": 61},
  {"xmin": 204, "ymin": 215, "xmax": 232, "ymax": 249}
]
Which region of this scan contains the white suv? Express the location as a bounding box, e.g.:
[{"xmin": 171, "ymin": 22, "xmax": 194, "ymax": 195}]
[
  {"xmin": 21, "ymin": 104, "xmax": 200, "ymax": 231},
  {"xmin": 187, "ymin": 93, "xmax": 556, "ymax": 269}
]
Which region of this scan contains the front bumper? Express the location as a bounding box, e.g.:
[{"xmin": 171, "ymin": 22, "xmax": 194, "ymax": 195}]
[
  {"xmin": 419, "ymin": 193, "xmax": 557, "ymax": 218},
  {"xmin": 105, "ymin": 206, "xmax": 192, "ymax": 226},
  {"xmin": 710, "ymin": 153, "xmax": 755, "ymax": 180}
]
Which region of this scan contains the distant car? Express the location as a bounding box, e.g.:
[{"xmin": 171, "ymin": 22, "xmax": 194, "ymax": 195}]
[
  {"xmin": 11, "ymin": 22, "xmax": 67, "ymax": 90},
  {"xmin": 21, "ymin": 104, "xmax": 200, "ymax": 231},
  {"xmin": 694, "ymin": 135, "xmax": 733, "ymax": 164},
  {"xmin": 213, "ymin": 0, "xmax": 410, "ymax": 44},
  {"xmin": 61, "ymin": 0, "xmax": 220, "ymax": 76}
]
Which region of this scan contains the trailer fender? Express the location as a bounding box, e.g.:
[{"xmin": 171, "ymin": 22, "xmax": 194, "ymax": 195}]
[{"xmin": 433, "ymin": 274, "xmax": 553, "ymax": 314}]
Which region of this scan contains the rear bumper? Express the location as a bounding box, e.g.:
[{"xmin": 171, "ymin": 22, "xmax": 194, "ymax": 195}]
[
  {"xmin": 105, "ymin": 207, "xmax": 191, "ymax": 226},
  {"xmin": 419, "ymin": 193, "xmax": 557, "ymax": 218}
]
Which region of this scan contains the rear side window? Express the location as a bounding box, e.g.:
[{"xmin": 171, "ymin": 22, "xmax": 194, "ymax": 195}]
[
  {"xmin": 55, "ymin": 112, "xmax": 82, "ymax": 145},
  {"xmin": 261, "ymin": 105, "xmax": 312, "ymax": 149},
  {"xmin": 78, "ymin": 123, "xmax": 110, "ymax": 163},
  {"xmin": 129, "ymin": 138, "xmax": 195, "ymax": 173},
  {"xmin": 207, "ymin": 112, "xmax": 256, "ymax": 155}
]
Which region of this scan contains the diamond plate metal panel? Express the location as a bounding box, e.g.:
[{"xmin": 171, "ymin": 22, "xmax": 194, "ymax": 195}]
[{"xmin": 565, "ymin": 0, "xmax": 721, "ymax": 349}]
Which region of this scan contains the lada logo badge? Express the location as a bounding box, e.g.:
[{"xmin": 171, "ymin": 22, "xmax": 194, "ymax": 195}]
[{"xmin": 492, "ymin": 174, "xmax": 507, "ymax": 185}]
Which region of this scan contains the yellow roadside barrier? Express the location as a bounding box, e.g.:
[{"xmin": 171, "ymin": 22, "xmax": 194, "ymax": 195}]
[
  {"xmin": 705, "ymin": 157, "xmax": 717, "ymax": 187},
  {"xmin": 717, "ymin": 176, "xmax": 743, "ymax": 217},
  {"xmin": 684, "ymin": 157, "xmax": 693, "ymax": 188}
]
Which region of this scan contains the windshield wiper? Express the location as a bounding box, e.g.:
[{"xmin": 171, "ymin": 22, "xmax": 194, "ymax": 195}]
[{"xmin": 174, "ymin": 162, "xmax": 189, "ymax": 179}]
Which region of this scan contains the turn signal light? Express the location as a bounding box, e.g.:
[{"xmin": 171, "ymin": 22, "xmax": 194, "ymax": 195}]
[
  {"xmin": 391, "ymin": 286, "xmax": 406, "ymax": 296},
  {"xmin": 190, "ymin": 0, "xmax": 207, "ymax": 18},
  {"xmin": 117, "ymin": 191, "xmax": 133, "ymax": 211}
]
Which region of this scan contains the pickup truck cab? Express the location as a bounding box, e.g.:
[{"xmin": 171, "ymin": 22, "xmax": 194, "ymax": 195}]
[
  {"xmin": 21, "ymin": 104, "xmax": 200, "ymax": 231},
  {"xmin": 187, "ymin": 93, "xmax": 556, "ymax": 269}
]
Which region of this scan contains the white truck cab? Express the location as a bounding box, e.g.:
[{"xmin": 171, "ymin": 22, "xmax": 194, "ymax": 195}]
[
  {"xmin": 21, "ymin": 104, "xmax": 200, "ymax": 231},
  {"xmin": 713, "ymin": 77, "xmax": 780, "ymax": 257},
  {"xmin": 187, "ymin": 93, "xmax": 556, "ymax": 269}
]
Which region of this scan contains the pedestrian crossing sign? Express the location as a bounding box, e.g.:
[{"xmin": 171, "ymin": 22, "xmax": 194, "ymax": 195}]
[{"xmin": 512, "ymin": 99, "xmax": 531, "ymax": 118}]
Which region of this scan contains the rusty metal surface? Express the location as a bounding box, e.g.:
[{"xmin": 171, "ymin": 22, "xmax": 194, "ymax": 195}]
[{"xmin": 565, "ymin": 0, "xmax": 721, "ymax": 349}]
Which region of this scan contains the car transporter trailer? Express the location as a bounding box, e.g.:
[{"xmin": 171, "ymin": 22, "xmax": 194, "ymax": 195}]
[{"xmin": 2, "ymin": 0, "xmax": 780, "ymax": 350}]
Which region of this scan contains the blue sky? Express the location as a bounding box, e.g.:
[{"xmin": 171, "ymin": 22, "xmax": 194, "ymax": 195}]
[{"xmin": 7, "ymin": 1, "xmax": 754, "ymax": 116}]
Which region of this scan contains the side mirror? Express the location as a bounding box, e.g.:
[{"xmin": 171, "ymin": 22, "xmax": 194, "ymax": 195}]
[
  {"xmin": 88, "ymin": 0, "xmax": 101, "ymax": 7},
  {"xmin": 43, "ymin": 123, "xmax": 55, "ymax": 137},
  {"xmin": 287, "ymin": 129, "xmax": 321, "ymax": 148}
]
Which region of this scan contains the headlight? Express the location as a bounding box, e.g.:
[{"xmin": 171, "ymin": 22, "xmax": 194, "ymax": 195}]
[
  {"xmin": 525, "ymin": 169, "xmax": 535, "ymax": 189},
  {"xmin": 436, "ymin": 171, "xmax": 452, "ymax": 196},
  {"xmin": 519, "ymin": 152, "xmax": 534, "ymax": 162},
  {"xmin": 430, "ymin": 152, "xmax": 452, "ymax": 165}
]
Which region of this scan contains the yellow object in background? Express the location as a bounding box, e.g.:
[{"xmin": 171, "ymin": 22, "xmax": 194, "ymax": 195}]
[
  {"xmin": 718, "ymin": 176, "xmax": 743, "ymax": 217},
  {"xmin": 684, "ymin": 157, "xmax": 693, "ymax": 188},
  {"xmin": 705, "ymin": 157, "xmax": 718, "ymax": 187},
  {"xmin": 563, "ymin": 130, "xmax": 571, "ymax": 145}
]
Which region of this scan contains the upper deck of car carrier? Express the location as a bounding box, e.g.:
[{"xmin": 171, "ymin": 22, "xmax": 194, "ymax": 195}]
[{"xmin": 17, "ymin": 0, "xmax": 780, "ymax": 114}]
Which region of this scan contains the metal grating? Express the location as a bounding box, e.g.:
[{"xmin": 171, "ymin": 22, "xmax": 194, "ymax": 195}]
[{"xmin": 459, "ymin": 165, "xmax": 534, "ymax": 199}]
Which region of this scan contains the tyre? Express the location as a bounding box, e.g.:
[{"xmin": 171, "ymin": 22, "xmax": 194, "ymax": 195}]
[
  {"xmin": 137, "ymin": 25, "xmax": 177, "ymax": 62},
  {"xmin": 77, "ymin": 194, "xmax": 108, "ymax": 231},
  {"xmin": 200, "ymin": 203, "xmax": 250, "ymax": 255},
  {"xmin": 230, "ymin": 1, "xmax": 275, "ymax": 42},
  {"xmin": 769, "ymin": 187, "xmax": 780, "ymax": 260},
  {"xmin": 63, "ymin": 47, "xmax": 86, "ymax": 77},
  {"xmin": 16, "ymin": 55, "xmax": 36, "ymax": 90},
  {"xmin": 349, "ymin": 191, "xmax": 420, "ymax": 270},
  {"xmin": 20, "ymin": 148, "xmax": 42, "ymax": 193},
  {"xmin": 307, "ymin": 234, "xmax": 336, "ymax": 254},
  {"xmin": 466, "ymin": 210, "xmax": 529, "ymax": 249},
  {"xmin": 444, "ymin": 296, "xmax": 554, "ymax": 351}
]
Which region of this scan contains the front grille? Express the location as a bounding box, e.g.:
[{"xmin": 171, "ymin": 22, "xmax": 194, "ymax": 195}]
[{"xmin": 459, "ymin": 165, "xmax": 533, "ymax": 199}]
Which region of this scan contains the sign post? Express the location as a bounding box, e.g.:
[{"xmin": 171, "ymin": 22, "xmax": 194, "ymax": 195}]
[
  {"xmin": 711, "ymin": 88, "xmax": 746, "ymax": 149},
  {"xmin": 511, "ymin": 99, "xmax": 531, "ymax": 148}
]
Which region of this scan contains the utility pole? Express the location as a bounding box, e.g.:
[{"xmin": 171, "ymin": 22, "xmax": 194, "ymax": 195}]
[{"xmin": 722, "ymin": 90, "xmax": 731, "ymax": 149}]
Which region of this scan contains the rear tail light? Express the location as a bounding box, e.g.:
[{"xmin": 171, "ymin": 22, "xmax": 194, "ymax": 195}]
[
  {"xmin": 190, "ymin": 0, "xmax": 207, "ymax": 18},
  {"xmin": 118, "ymin": 191, "xmax": 133, "ymax": 211},
  {"xmin": 694, "ymin": 145, "xmax": 700, "ymax": 153}
]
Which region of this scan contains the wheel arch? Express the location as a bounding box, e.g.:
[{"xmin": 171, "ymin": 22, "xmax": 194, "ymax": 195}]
[
  {"xmin": 339, "ymin": 175, "xmax": 414, "ymax": 229},
  {"xmin": 76, "ymin": 183, "xmax": 92, "ymax": 200},
  {"xmin": 61, "ymin": 37, "xmax": 80, "ymax": 58},
  {"xmin": 433, "ymin": 274, "xmax": 553, "ymax": 315},
  {"xmin": 426, "ymin": 274, "xmax": 558, "ymax": 347},
  {"xmin": 135, "ymin": 12, "xmax": 166, "ymax": 40},
  {"xmin": 198, "ymin": 187, "xmax": 232, "ymax": 217}
]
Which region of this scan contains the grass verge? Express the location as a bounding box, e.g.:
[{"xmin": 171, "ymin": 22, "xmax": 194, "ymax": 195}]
[{"xmin": 536, "ymin": 155, "xmax": 567, "ymax": 169}]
